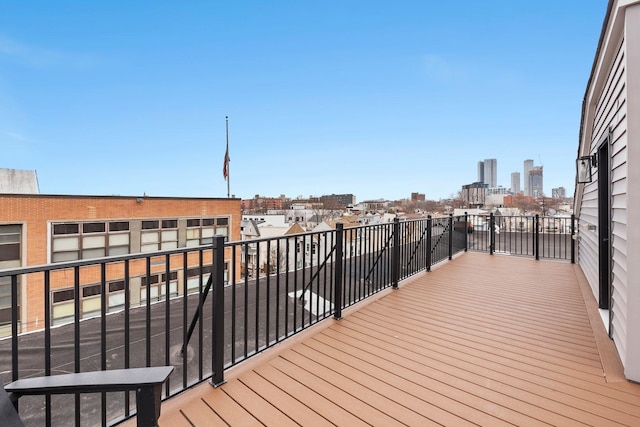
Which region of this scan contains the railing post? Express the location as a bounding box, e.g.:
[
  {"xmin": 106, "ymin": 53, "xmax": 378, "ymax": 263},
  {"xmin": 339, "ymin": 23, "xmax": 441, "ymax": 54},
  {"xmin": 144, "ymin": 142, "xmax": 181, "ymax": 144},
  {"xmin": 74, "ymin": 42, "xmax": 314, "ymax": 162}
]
[
  {"xmin": 11, "ymin": 275, "xmax": 19, "ymax": 383},
  {"xmin": 333, "ymin": 223, "xmax": 344, "ymax": 320},
  {"xmin": 210, "ymin": 235, "xmax": 226, "ymax": 387},
  {"xmin": 448, "ymin": 214, "xmax": 453, "ymax": 260},
  {"xmin": 464, "ymin": 212, "xmax": 468, "ymax": 252},
  {"xmin": 426, "ymin": 216, "xmax": 432, "ymax": 272},
  {"xmin": 571, "ymin": 214, "xmax": 576, "ymax": 264},
  {"xmin": 392, "ymin": 218, "xmax": 400, "ymax": 289},
  {"xmin": 535, "ymin": 214, "xmax": 540, "ymax": 261},
  {"xmin": 489, "ymin": 213, "xmax": 495, "ymax": 255}
]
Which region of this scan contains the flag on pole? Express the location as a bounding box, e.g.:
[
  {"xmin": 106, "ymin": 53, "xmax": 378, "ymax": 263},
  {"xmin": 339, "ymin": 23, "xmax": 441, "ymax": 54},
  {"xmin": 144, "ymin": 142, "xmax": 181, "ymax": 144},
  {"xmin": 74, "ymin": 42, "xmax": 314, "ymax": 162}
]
[
  {"xmin": 223, "ymin": 146, "xmax": 229, "ymax": 180},
  {"xmin": 223, "ymin": 115, "xmax": 230, "ymax": 181}
]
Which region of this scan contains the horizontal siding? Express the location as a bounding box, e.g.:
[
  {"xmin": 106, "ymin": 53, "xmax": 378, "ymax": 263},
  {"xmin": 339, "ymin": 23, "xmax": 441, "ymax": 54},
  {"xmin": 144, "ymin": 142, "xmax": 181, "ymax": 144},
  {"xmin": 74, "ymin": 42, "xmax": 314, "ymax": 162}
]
[
  {"xmin": 609, "ymin": 47, "xmax": 629, "ymax": 362},
  {"xmin": 578, "ymin": 31, "xmax": 628, "ymax": 367},
  {"xmin": 592, "ymin": 40, "xmax": 625, "ymax": 140},
  {"xmin": 578, "ymin": 178, "xmax": 600, "ymax": 297}
]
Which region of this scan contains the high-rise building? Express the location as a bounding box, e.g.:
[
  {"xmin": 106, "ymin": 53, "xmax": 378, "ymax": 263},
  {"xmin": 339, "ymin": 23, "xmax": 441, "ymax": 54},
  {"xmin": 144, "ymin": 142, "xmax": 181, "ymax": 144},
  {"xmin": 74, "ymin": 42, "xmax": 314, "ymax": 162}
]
[
  {"xmin": 483, "ymin": 159, "xmax": 497, "ymax": 188},
  {"xmin": 477, "ymin": 161, "xmax": 485, "ymax": 184},
  {"xmin": 523, "ymin": 159, "xmax": 534, "ymax": 196},
  {"xmin": 510, "ymin": 172, "xmax": 521, "ymax": 194},
  {"xmin": 529, "ymin": 166, "xmax": 544, "ymax": 197}
]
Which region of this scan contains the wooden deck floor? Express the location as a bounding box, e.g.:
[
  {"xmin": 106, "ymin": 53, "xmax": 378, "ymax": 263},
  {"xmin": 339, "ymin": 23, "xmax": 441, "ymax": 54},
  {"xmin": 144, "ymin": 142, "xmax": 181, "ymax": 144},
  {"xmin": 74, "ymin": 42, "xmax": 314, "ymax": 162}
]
[{"xmin": 156, "ymin": 252, "xmax": 640, "ymax": 426}]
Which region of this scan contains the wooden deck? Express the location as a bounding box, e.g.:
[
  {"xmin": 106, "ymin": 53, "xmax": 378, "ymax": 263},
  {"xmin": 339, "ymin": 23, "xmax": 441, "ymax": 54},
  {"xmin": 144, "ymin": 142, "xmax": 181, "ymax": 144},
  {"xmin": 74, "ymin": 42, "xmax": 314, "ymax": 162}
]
[{"xmin": 155, "ymin": 252, "xmax": 640, "ymax": 426}]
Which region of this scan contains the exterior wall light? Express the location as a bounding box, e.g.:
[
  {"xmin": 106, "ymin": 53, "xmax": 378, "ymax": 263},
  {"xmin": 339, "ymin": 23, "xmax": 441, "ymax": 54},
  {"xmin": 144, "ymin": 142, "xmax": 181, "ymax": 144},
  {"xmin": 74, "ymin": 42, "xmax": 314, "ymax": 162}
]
[{"xmin": 576, "ymin": 153, "xmax": 598, "ymax": 184}]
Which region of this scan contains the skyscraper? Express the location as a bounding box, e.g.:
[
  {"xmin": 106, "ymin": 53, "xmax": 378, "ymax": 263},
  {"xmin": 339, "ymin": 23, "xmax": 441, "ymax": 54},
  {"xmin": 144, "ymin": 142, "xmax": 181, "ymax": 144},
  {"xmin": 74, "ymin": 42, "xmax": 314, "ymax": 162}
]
[
  {"xmin": 529, "ymin": 166, "xmax": 544, "ymax": 197},
  {"xmin": 523, "ymin": 159, "xmax": 534, "ymax": 196},
  {"xmin": 477, "ymin": 161, "xmax": 484, "ymax": 184},
  {"xmin": 483, "ymin": 159, "xmax": 497, "ymax": 188},
  {"xmin": 511, "ymin": 172, "xmax": 521, "ymax": 194}
]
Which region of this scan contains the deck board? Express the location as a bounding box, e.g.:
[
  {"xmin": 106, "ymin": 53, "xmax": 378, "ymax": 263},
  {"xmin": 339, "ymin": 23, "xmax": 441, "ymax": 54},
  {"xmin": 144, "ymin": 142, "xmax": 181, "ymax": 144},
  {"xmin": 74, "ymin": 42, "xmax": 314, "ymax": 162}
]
[
  {"xmin": 158, "ymin": 252, "xmax": 640, "ymax": 426},
  {"xmin": 218, "ymin": 379, "xmax": 299, "ymax": 426},
  {"xmin": 200, "ymin": 387, "xmax": 262, "ymax": 426}
]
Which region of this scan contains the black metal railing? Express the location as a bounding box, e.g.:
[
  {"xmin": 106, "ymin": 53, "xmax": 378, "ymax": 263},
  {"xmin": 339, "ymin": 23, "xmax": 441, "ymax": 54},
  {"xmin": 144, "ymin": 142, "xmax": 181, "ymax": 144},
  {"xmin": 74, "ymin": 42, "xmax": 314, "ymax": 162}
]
[
  {"xmin": 467, "ymin": 213, "xmax": 575, "ymax": 261},
  {"xmin": 0, "ymin": 214, "xmax": 571, "ymax": 426}
]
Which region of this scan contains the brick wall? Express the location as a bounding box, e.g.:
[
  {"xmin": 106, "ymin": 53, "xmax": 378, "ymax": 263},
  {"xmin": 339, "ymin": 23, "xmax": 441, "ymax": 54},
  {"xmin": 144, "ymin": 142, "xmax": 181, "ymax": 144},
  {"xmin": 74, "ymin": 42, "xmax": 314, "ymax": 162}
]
[{"xmin": 0, "ymin": 194, "xmax": 241, "ymax": 332}]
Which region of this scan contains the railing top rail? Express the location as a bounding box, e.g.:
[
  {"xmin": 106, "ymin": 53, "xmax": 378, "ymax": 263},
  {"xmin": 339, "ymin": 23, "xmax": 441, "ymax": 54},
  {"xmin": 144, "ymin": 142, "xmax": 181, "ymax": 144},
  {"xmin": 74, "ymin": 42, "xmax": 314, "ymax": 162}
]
[
  {"xmin": 0, "ymin": 244, "xmax": 219, "ymax": 277},
  {"xmin": 233, "ymin": 216, "xmax": 466, "ymax": 247}
]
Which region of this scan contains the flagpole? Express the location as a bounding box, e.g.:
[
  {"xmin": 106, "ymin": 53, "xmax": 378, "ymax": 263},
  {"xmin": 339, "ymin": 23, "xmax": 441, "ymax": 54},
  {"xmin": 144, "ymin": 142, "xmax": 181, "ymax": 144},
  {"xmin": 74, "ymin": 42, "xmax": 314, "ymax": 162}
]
[{"xmin": 226, "ymin": 116, "xmax": 230, "ymax": 198}]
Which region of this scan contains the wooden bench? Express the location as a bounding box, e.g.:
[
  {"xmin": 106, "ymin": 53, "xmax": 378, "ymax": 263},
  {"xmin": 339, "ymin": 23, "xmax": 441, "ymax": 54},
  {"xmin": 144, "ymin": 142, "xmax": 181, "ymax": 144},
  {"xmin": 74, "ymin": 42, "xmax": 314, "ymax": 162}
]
[{"xmin": 2, "ymin": 366, "xmax": 174, "ymax": 427}]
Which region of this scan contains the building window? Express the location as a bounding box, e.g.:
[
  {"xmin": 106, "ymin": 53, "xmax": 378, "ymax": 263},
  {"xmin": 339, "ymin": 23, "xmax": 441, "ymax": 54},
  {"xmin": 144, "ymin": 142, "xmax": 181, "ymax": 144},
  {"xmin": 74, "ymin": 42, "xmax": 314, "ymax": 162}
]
[
  {"xmin": 0, "ymin": 224, "xmax": 21, "ymax": 268},
  {"xmin": 140, "ymin": 272, "xmax": 178, "ymax": 302},
  {"xmin": 0, "ymin": 224, "xmax": 21, "ymax": 336},
  {"xmin": 186, "ymin": 217, "xmax": 230, "ymax": 247},
  {"xmin": 141, "ymin": 219, "xmax": 178, "ymax": 252},
  {"xmin": 51, "ymin": 279, "xmax": 128, "ymax": 325},
  {"xmin": 108, "ymin": 280, "xmax": 125, "ymax": 311},
  {"xmin": 51, "ymin": 221, "xmax": 130, "ymax": 262},
  {"xmin": 186, "ymin": 265, "xmax": 212, "ymax": 293},
  {"xmin": 51, "ymin": 288, "xmax": 75, "ymax": 325},
  {"xmin": 186, "ymin": 263, "xmax": 229, "ymax": 293}
]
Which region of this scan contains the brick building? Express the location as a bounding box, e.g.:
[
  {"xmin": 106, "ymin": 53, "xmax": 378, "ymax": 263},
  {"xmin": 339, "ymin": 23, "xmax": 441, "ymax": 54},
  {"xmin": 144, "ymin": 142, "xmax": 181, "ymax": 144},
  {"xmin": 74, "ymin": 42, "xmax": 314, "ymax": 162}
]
[
  {"xmin": 319, "ymin": 194, "xmax": 355, "ymax": 208},
  {"xmin": 241, "ymin": 194, "xmax": 285, "ymax": 211},
  {"xmin": 411, "ymin": 192, "xmax": 425, "ymax": 202},
  {"xmin": 0, "ymin": 194, "xmax": 241, "ymax": 335}
]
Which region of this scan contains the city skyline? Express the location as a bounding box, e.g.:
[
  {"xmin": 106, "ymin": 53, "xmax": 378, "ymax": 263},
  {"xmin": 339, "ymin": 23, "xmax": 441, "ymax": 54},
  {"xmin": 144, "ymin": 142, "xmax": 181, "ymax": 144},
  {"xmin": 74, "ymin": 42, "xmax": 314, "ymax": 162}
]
[{"xmin": 1, "ymin": 2, "xmax": 606, "ymax": 201}]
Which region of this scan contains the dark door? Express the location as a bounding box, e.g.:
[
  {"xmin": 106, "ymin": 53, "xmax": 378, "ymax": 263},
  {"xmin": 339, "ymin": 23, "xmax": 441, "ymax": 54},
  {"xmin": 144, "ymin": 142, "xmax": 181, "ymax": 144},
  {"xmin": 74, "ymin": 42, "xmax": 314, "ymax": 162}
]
[{"xmin": 597, "ymin": 140, "xmax": 611, "ymax": 311}]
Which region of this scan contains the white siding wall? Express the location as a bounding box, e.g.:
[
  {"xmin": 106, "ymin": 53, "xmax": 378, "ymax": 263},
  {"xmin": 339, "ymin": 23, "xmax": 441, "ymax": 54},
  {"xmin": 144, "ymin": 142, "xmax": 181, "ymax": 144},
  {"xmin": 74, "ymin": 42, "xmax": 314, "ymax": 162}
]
[
  {"xmin": 578, "ymin": 36, "xmax": 626, "ymax": 304},
  {"xmin": 623, "ymin": 4, "xmax": 640, "ymax": 381},
  {"xmin": 577, "ymin": 1, "xmax": 640, "ymax": 382}
]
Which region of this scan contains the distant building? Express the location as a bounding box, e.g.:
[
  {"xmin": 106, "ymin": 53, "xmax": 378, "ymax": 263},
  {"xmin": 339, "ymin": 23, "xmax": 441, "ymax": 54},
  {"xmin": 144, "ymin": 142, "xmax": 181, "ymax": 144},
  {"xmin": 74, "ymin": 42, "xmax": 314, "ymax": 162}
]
[
  {"xmin": 362, "ymin": 200, "xmax": 390, "ymax": 212},
  {"xmin": 242, "ymin": 214, "xmax": 287, "ymax": 228},
  {"xmin": 483, "ymin": 159, "xmax": 497, "ymax": 188},
  {"xmin": 242, "ymin": 194, "xmax": 285, "ymax": 211},
  {"xmin": 461, "ymin": 182, "xmax": 488, "ymax": 208},
  {"xmin": 523, "ymin": 159, "xmax": 534, "ymax": 196},
  {"xmin": 487, "ymin": 186, "xmax": 509, "ymax": 196},
  {"xmin": 284, "ymin": 205, "xmax": 318, "ymax": 229},
  {"xmin": 0, "ymin": 168, "xmax": 39, "ymax": 194},
  {"xmin": 552, "ymin": 187, "xmax": 566, "ymax": 199},
  {"xmin": 529, "ymin": 166, "xmax": 544, "ymax": 197},
  {"xmin": 477, "ymin": 161, "xmax": 485, "ymax": 184},
  {"xmin": 486, "ymin": 186, "xmax": 509, "ymax": 207},
  {"xmin": 411, "ymin": 192, "xmax": 425, "ymax": 202},
  {"xmin": 511, "ymin": 172, "xmax": 521, "ymax": 194},
  {"xmin": 319, "ymin": 193, "xmax": 355, "ymax": 208}
]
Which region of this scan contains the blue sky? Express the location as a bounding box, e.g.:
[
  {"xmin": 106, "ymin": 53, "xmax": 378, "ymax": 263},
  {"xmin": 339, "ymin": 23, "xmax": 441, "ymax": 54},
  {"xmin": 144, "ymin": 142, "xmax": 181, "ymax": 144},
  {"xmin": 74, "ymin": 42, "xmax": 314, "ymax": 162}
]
[{"xmin": 1, "ymin": 1, "xmax": 606, "ymax": 202}]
